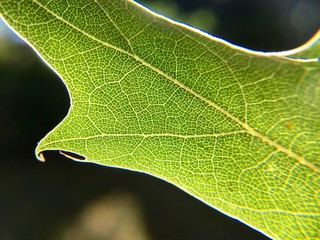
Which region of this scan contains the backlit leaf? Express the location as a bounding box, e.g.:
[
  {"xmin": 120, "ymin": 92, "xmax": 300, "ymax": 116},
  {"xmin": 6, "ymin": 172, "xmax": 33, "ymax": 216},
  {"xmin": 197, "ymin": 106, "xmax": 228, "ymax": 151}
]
[{"xmin": 0, "ymin": 1, "xmax": 319, "ymax": 239}]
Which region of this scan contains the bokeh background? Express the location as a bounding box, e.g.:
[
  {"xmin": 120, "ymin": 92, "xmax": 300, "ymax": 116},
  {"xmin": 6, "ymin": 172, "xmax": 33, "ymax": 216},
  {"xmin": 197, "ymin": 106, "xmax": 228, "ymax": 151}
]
[{"xmin": 0, "ymin": 0, "xmax": 319, "ymax": 239}]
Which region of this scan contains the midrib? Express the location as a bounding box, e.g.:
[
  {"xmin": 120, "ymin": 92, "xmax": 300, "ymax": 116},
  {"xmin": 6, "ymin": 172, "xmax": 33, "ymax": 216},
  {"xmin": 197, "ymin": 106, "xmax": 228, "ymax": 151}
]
[{"xmin": 33, "ymin": 0, "xmax": 320, "ymax": 173}]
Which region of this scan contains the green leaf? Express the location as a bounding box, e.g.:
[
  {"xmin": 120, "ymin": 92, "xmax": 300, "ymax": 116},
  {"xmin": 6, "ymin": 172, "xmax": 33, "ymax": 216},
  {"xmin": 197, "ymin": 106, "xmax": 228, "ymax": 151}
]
[{"xmin": 1, "ymin": 1, "xmax": 319, "ymax": 239}]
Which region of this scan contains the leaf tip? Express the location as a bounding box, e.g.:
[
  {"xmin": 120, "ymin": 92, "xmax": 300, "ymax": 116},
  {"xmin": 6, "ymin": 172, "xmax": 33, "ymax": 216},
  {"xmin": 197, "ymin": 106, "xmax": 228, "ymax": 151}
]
[{"xmin": 37, "ymin": 152, "xmax": 46, "ymax": 162}]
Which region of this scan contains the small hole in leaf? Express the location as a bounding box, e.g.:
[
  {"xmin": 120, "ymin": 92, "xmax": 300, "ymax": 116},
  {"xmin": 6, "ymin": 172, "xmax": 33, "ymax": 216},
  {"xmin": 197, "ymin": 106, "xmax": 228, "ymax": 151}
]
[{"xmin": 60, "ymin": 150, "xmax": 86, "ymax": 161}]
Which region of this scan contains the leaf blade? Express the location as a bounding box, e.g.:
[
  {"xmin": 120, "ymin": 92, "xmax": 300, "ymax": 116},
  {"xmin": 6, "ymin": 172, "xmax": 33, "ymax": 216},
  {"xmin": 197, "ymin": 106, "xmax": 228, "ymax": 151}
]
[{"xmin": 1, "ymin": 0, "xmax": 319, "ymax": 239}]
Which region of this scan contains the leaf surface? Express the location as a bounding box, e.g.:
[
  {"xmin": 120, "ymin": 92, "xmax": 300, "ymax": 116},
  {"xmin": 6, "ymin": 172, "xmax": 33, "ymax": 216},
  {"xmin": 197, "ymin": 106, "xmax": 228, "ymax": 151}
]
[{"xmin": 1, "ymin": 1, "xmax": 319, "ymax": 239}]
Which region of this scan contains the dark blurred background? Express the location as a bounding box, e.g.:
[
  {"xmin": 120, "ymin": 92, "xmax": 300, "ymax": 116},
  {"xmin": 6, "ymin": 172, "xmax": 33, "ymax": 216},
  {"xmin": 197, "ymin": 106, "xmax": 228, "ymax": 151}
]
[{"xmin": 0, "ymin": 0, "xmax": 319, "ymax": 240}]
